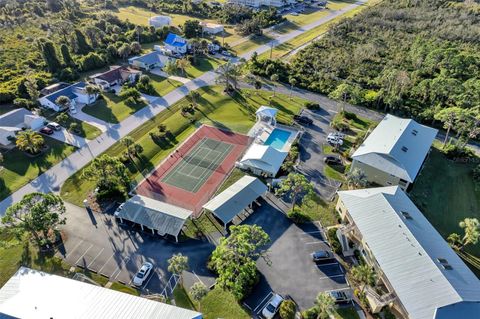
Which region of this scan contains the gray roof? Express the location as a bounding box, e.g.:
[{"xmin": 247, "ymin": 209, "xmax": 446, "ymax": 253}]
[
  {"xmin": 434, "ymin": 301, "xmax": 480, "ymax": 319},
  {"xmin": 239, "ymin": 144, "xmax": 287, "ymax": 176},
  {"xmin": 129, "ymin": 51, "xmax": 171, "ymax": 66},
  {"xmin": 115, "ymin": 195, "xmax": 192, "ymax": 236},
  {"xmin": 203, "ymin": 176, "xmax": 267, "ymax": 224},
  {"xmin": 337, "ymin": 186, "xmax": 480, "ymax": 319},
  {"xmin": 0, "ymin": 267, "xmax": 202, "ymax": 319},
  {"xmin": 0, "ymin": 108, "xmax": 32, "ymax": 128},
  {"xmin": 352, "ymin": 114, "xmax": 438, "ymax": 182}
]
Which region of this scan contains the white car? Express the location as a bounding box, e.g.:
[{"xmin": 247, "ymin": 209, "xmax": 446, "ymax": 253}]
[
  {"xmin": 47, "ymin": 122, "xmax": 61, "ymax": 131},
  {"xmin": 70, "ymin": 106, "xmax": 77, "ymax": 114},
  {"xmin": 326, "ymin": 135, "xmax": 343, "ymax": 146},
  {"xmin": 133, "ymin": 262, "xmax": 153, "ymax": 286},
  {"xmin": 328, "ymin": 132, "xmax": 345, "ymax": 139},
  {"xmin": 262, "ymin": 293, "xmax": 284, "ymax": 318}
]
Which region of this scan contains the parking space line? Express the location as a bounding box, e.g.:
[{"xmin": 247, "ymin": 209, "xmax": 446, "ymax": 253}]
[
  {"xmin": 74, "ymin": 244, "xmax": 93, "ymax": 265},
  {"xmin": 323, "ymin": 287, "xmax": 351, "ymax": 293},
  {"xmin": 141, "ymin": 268, "xmax": 157, "ymax": 289},
  {"xmin": 302, "ymin": 230, "xmax": 322, "ymax": 234},
  {"xmin": 87, "ymin": 248, "xmax": 105, "ymax": 269},
  {"xmin": 192, "ymin": 270, "xmax": 204, "ymax": 285},
  {"xmin": 304, "ymin": 240, "xmax": 328, "ymax": 244},
  {"xmin": 111, "ymin": 256, "xmax": 130, "ymax": 280},
  {"xmin": 65, "ymin": 239, "xmax": 85, "ymax": 259},
  {"xmin": 98, "ymin": 253, "xmax": 115, "ymax": 274},
  {"xmin": 253, "ymin": 292, "xmax": 273, "ymax": 313},
  {"xmin": 318, "ymin": 274, "xmax": 346, "ymax": 280}
]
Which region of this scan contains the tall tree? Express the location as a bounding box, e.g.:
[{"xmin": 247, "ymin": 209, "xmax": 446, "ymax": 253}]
[
  {"xmin": 288, "ymin": 76, "xmax": 297, "ymax": 99},
  {"xmin": 210, "ymin": 225, "xmax": 269, "ymax": 300},
  {"xmin": 190, "ymin": 282, "xmax": 208, "ymax": 310},
  {"xmin": 73, "ymin": 29, "xmax": 91, "ymax": 54},
  {"xmin": 121, "ymin": 136, "xmax": 143, "ymax": 163},
  {"xmin": 85, "ymin": 84, "xmax": 100, "ymax": 104},
  {"xmin": 24, "ymin": 76, "xmax": 40, "ymax": 102},
  {"xmin": 2, "ymin": 192, "xmax": 66, "ymax": 247},
  {"xmin": 434, "ymin": 107, "xmax": 464, "ymax": 147},
  {"xmin": 183, "ymin": 20, "xmax": 202, "ymax": 39},
  {"xmin": 60, "ymin": 43, "xmax": 75, "ymax": 67},
  {"xmin": 216, "ymin": 61, "xmax": 241, "ymax": 91},
  {"xmin": 270, "ymin": 73, "xmax": 279, "ymax": 97},
  {"xmin": 459, "ymin": 218, "xmax": 480, "ymax": 249},
  {"xmin": 168, "ymin": 253, "xmax": 189, "ymax": 285},
  {"xmin": 176, "ymin": 58, "xmax": 191, "ymax": 77},
  {"xmin": 134, "ymin": 25, "xmax": 143, "ymax": 43},
  {"xmin": 275, "ymin": 173, "xmax": 314, "ymax": 211},
  {"xmin": 164, "ymin": 60, "xmax": 178, "ymax": 76},
  {"xmin": 346, "ymin": 168, "xmax": 368, "ymax": 189},
  {"xmin": 350, "ymin": 264, "xmax": 376, "ymax": 294},
  {"xmin": 314, "ymin": 292, "xmax": 337, "ymax": 319},
  {"xmin": 55, "ymin": 95, "xmax": 71, "ymax": 111},
  {"xmin": 16, "ymin": 130, "xmax": 44, "ymax": 154},
  {"xmin": 38, "ymin": 39, "xmax": 62, "ymax": 73},
  {"xmin": 117, "ymin": 43, "xmax": 131, "ymax": 61},
  {"xmin": 81, "ymin": 154, "xmax": 129, "ymax": 192}
]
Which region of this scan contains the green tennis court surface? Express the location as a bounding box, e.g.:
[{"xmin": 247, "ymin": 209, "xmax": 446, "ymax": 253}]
[{"xmin": 161, "ymin": 138, "xmax": 234, "ymax": 193}]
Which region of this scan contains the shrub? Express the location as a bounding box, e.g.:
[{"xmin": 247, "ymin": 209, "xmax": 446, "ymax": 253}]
[
  {"xmin": 342, "ymin": 110, "xmax": 358, "ymax": 121},
  {"xmin": 13, "ymin": 98, "xmax": 35, "ymax": 109},
  {"xmin": 287, "ymin": 207, "xmax": 309, "ymax": 224},
  {"xmin": 304, "ymin": 101, "xmax": 320, "ymax": 110},
  {"xmin": 279, "ymin": 299, "xmax": 296, "ymax": 319},
  {"xmin": 442, "ymin": 144, "xmax": 475, "ymax": 159},
  {"xmin": 327, "ymin": 227, "xmax": 342, "ymax": 254},
  {"xmin": 473, "ymin": 164, "xmax": 480, "ymax": 183},
  {"xmin": 301, "ymin": 308, "xmax": 318, "ymax": 319},
  {"xmin": 331, "ymin": 117, "xmax": 349, "ymax": 132}
]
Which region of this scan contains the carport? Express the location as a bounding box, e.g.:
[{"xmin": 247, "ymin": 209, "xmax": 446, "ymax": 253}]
[
  {"xmin": 114, "ymin": 195, "xmax": 192, "ymax": 242},
  {"xmin": 202, "ymin": 176, "xmax": 267, "ymax": 229}
]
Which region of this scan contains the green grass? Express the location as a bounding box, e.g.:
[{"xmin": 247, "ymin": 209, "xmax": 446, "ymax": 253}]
[
  {"xmin": 299, "ymin": 194, "xmax": 340, "ymax": 226},
  {"xmin": 232, "ymin": 34, "xmax": 271, "ymax": 55},
  {"xmin": 43, "ymin": 110, "xmax": 102, "ymax": 140},
  {"xmin": 324, "ymin": 164, "xmax": 346, "ymax": 181},
  {"xmin": 61, "ymin": 86, "xmax": 309, "ymax": 206},
  {"xmin": 410, "ymin": 144, "xmax": 480, "ymax": 261},
  {"xmin": 110, "ymin": 282, "xmax": 140, "ymax": 296},
  {"xmin": 185, "ymin": 56, "xmax": 224, "ymax": 78},
  {"xmin": 149, "ymin": 74, "xmax": 183, "ymax": 96},
  {"xmin": 217, "ymin": 168, "xmax": 246, "ymax": 193},
  {"xmin": 173, "ymin": 286, "xmax": 196, "ymax": 310},
  {"xmin": 0, "ymin": 137, "xmax": 76, "ymax": 201},
  {"xmin": 183, "ymin": 211, "xmax": 224, "ymax": 239},
  {"xmin": 335, "ymin": 306, "xmax": 360, "ymax": 319},
  {"xmin": 200, "ymin": 288, "xmax": 250, "ymax": 319},
  {"xmin": 82, "ymin": 93, "xmax": 147, "ymax": 124}
]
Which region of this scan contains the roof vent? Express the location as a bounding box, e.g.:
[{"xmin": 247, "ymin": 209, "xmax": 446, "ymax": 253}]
[
  {"xmin": 401, "ymin": 146, "xmax": 408, "ymax": 152},
  {"xmin": 437, "ymin": 258, "xmax": 453, "ymax": 270},
  {"xmin": 412, "ymin": 129, "xmax": 418, "ymax": 136},
  {"xmin": 401, "ymin": 211, "xmax": 412, "ymax": 220}
]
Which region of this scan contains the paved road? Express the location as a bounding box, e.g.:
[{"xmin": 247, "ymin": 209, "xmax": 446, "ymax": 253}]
[{"xmin": 0, "ymin": 1, "xmax": 369, "ymax": 214}]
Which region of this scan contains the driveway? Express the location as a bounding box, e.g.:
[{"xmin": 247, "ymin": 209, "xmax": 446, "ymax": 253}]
[
  {"xmin": 59, "ymin": 203, "xmax": 216, "ymax": 295},
  {"xmin": 243, "ymin": 196, "xmax": 349, "ymax": 313},
  {"xmin": 42, "ymin": 128, "xmax": 88, "ymax": 148},
  {"xmin": 296, "ymin": 108, "xmax": 343, "ymax": 200}
]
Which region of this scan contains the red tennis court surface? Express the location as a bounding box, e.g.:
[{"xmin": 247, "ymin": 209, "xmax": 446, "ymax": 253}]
[{"xmin": 135, "ymin": 125, "xmax": 252, "ymax": 216}]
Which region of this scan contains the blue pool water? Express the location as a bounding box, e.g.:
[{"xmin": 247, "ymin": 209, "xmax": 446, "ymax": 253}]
[{"xmin": 264, "ymin": 128, "xmax": 292, "ymax": 150}]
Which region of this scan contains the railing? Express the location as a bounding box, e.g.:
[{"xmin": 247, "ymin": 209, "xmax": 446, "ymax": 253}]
[{"xmin": 365, "ymin": 286, "xmax": 396, "ymax": 308}]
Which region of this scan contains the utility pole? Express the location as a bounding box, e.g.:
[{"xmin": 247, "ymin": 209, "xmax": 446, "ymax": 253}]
[{"xmin": 269, "ymin": 42, "xmax": 274, "ymax": 59}]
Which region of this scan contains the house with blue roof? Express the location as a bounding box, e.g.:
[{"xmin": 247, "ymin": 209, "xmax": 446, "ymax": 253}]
[
  {"xmin": 38, "ymin": 82, "xmax": 99, "ymax": 112},
  {"xmin": 164, "ymin": 33, "xmax": 188, "ymax": 55},
  {"xmin": 128, "ymin": 51, "xmax": 175, "ymax": 71}
]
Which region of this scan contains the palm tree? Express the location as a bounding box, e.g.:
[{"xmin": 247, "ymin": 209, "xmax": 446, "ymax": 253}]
[
  {"xmin": 346, "ymin": 168, "xmax": 368, "ymax": 189},
  {"xmin": 351, "ymin": 264, "xmax": 376, "ymax": 294},
  {"xmin": 176, "ymin": 58, "xmax": 191, "ymax": 77},
  {"xmin": 55, "ymin": 95, "xmax": 71, "ymax": 111},
  {"xmin": 164, "ymin": 60, "xmax": 178, "ymax": 76},
  {"xmin": 216, "ymin": 61, "xmax": 240, "ymax": 91},
  {"xmin": 134, "ymin": 25, "xmax": 143, "ymax": 43},
  {"xmin": 85, "ymin": 84, "xmax": 100, "ymax": 104},
  {"xmin": 270, "ymin": 73, "xmax": 279, "ymax": 97},
  {"xmin": 289, "ymin": 76, "xmax": 297, "ymax": 99},
  {"xmin": 168, "ymin": 253, "xmax": 189, "ymax": 286},
  {"xmin": 121, "ymin": 136, "xmax": 143, "ymax": 162},
  {"xmin": 118, "ymin": 43, "xmax": 131, "ymax": 61},
  {"xmin": 459, "ymin": 218, "xmax": 480, "ymax": 249},
  {"xmin": 16, "ymin": 130, "xmax": 45, "ymax": 155},
  {"xmin": 189, "ymin": 91, "xmax": 200, "ymax": 107},
  {"xmin": 190, "ymin": 282, "xmax": 208, "ymax": 311},
  {"xmin": 314, "ymin": 292, "xmax": 336, "ymax": 319},
  {"xmin": 434, "ymin": 107, "xmax": 463, "ymax": 147}
]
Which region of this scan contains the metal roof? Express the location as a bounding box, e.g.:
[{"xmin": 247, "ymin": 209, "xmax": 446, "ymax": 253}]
[
  {"xmin": 115, "ymin": 195, "xmax": 192, "ymax": 236},
  {"xmin": 164, "ymin": 33, "xmax": 187, "ymax": 47},
  {"xmin": 239, "ymin": 144, "xmax": 287, "ymax": 176},
  {"xmin": 43, "ymin": 82, "xmax": 87, "ymax": 104},
  {"xmin": 255, "ymin": 106, "xmax": 278, "ymax": 118},
  {"xmin": 434, "ymin": 301, "xmax": 480, "ymax": 319},
  {"xmin": 0, "ymin": 108, "xmax": 31, "ymax": 128},
  {"xmin": 0, "ymin": 267, "xmax": 202, "ymax": 319},
  {"xmin": 337, "ymin": 186, "xmax": 480, "ymax": 319},
  {"xmin": 203, "ymin": 176, "xmax": 267, "ymax": 224},
  {"xmin": 352, "ymin": 114, "xmax": 438, "ymax": 182},
  {"xmin": 129, "ymin": 51, "xmax": 172, "ymax": 66}
]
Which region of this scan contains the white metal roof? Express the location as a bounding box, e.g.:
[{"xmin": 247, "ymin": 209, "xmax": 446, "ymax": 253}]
[
  {"xmin": 239, "ymin": 144, "xmax": 287, "ymax": 176},
  {"xmin": 255, "ymin": 106, "xmax": 278, "ymax": 118},
  {"xmin": 337, "ymin": 186, "xmax": 480, "ymax": 319},
  {"xmin": 0, "ymin": 267, "xmax": 202, "ymax": 319},
  {"xmin": 115, "ymin": 195, "xmax": 192, "ymax": 236},
  {"xmin": 352, "ymin": 114, "xmax": 438, "ymax": 182},
  {"xmin": 203, "ymin": 176, "xmax": 267, "ymax": 224}
]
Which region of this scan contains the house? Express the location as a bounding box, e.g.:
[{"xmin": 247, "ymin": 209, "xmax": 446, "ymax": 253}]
[
  {"xmin": 89, "ymin": 65, "xmax": 142, "ymax": 91},
  {"xmin": 200, "ymin": 22, "xmax": 224, "ymax": 34},
  {"xmin": 0, "ymin": 267, "xmax": 203, "ymax": 319},
  {"xmin": 39, "ymin": 82, "xmax": 70, "ymax": 96},
  {"xmin": 0, "ymin": 108, "xmax": 45, "ymax": 146},
  {"xmin": 228, "ymin": 0, "xmax": 296, "ymax": 7},
  {"xmin": 128, "ymin": 51, "xmax": 176, "ymax": 71},
  {"xmin": 336, "ymin": 186, "xmax": 480, "ymax": 319},
  {"xmin": 164, "ymin": 33, "xmax": 188, "ymax": 55},
  {"xmin": 236, "ymin": 144, "xmax": 287, "ymax": 177},
  {"xmin": 38, "ymin": 82, "xmax": 98, "ymax": 112},
  {"xmin": 148, "ymin": 15, "xmax": 172, "ymax": 28},
  {"xmin": 350, "ymin": 114, "xmax": 438, "ymax": 190}
]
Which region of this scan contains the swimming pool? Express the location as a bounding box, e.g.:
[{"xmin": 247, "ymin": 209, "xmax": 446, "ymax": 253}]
[{"xmin": 264, "ymin": 128, "xmax": 292, "ymax": 150}]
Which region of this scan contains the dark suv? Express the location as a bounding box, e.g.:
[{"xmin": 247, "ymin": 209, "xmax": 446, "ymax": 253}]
[
  {"xmin": 324, "ymin": 156, "xmax": 342, "ymax": 165},
  {"xmin": 293, "ymin": 115, "xmax": 313, "ymax": 125}
]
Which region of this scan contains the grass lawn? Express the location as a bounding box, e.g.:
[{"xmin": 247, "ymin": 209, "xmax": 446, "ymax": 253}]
[
  {"xmin": 0, "ymin": 136, "xmax": 76, "ymax": 201},
  {"xmin": 299, "ymin": 194, "xmax": 340, "ymax": 226},
  {"xmin": 335, "ymin": 306, "xmax": 360, "ymax": 319},
  {"xmin": 43, "ymin": 110, "xmax": 102, "ymax": 140},
  {"xmin": 82, "ymin": 93, "xmax": 147, "ymax": 124},
  {"xmin": 183, "ymin": 211, "xmax": 224, "ymax": 240},
  {"xmin": 232, "ymin": 34, "xmax": 271, "ymax": 55},
  {"xmin": 149, "ymin": 74, "xmax": 183, "ymax": 96},
  {"xmin": 324, "ymin": 164, "xmax": 346, "ymax": 181},
  {"xmin": 110, "ymin": 282, "xmax": 140, "ymax": 296},
  {"xmin": 173, "ymin": 286, "xmax": 196, "ymax": 310},
  {"xmin": 184, "ymin": 56, "xmax": 224, "ymax": 78},
  {"xmin": 200, "ymin": 288, "xmax": 250, "ymax": 319},
  {"xmin": 410, "ymin": 144, "xmax": 480, "ymax": 263},
  {"xmin": 61, "ymin": 86, "xmax": 308, "ymax": 206},
  {"xmin": 217, "ymin": 168, "xmax": 246, "ymax": 193}
]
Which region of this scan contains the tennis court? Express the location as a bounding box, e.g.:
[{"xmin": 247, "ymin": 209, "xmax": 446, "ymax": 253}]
[{"xmin": 161, "ymin": 138, "xmax": 234, "ymax": 193}]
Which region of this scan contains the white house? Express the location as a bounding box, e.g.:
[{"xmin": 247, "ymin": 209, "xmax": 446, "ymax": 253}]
[
  {"xmin": 128, "ymin": 51, "xmax": 175, "ymax": 71},
  {"xmin": 336, "ymin": 186, "xmax": 480, "ymax": 319},
  {"xmin": 164, "ymin": 33, "xmax": 188, "ymax": 55},
  {"xmin": 90, "ymin": 65, "xmax": 142, "ymax": 91},
  {"xmin": 236, "ymin": 144, "xmax": 287, "ymax": 177},
  {"xmin": 38, "ymin": 82, "xmax": 98, "ymax": 112},
  {"xmin": 148, "ymin": 15, "xmax": 172, "ymax": 28},
  {"xmin": 350, "ymin": 114, "xmax": 438, "ymax": 190},
  {"xmin": 200, "ymin": 22, "xmax": 224, "ymax": 34},
  {"xmin": 0, "ymin": 109, "xmax": 45, "ymax": 146}
]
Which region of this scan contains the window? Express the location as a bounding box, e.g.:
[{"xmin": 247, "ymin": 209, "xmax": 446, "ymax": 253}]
[
  {"xmin": 412, "ymin": 129, "xmax": 418, "ymax": 136},
  {"xmin": 401, "ymin": 146, "xmax": 408, "ymax": 152}
]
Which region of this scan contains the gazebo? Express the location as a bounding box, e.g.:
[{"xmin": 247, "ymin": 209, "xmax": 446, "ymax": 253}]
[{"xmin": 255, "ymin": 106, "xmax": 278, "ymax": 126}]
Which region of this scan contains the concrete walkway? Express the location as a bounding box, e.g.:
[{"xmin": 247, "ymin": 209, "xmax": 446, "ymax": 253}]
[{"xmin": 48, "ymin": 128, "xmax": 88, "ymax": 148}]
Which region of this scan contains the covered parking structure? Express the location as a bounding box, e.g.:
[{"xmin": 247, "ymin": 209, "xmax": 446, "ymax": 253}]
[
  {"xmin": 114, "ymin": 195, "xmax": 192, "ymax": 242},
  {"xmin": 202, "ymin": 176, "xmax": 268, "ymax": 229}
]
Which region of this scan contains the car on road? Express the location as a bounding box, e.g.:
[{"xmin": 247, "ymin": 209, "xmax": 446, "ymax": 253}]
[
  {"xmin": 324, "ymin": 156, "xmax": 342, "ymax": 165},
  {"xmin": 294, "ymin": 115, "xmax": 313, "ymax": 125},
  {"xmin": 311, "ymin": 250, "xmax": 334, "ymax": 262},
  {"xmin": 262, "ymin": 293, "xmax": 284, "ymax": 318},
  {"xmin": 329, "ymin": 290, "xmax": 351, "ymax": 304},
  {"xmin": 39, "ymin": 127, "xmax": 54, "ymax": 135},
  {"xmin": 133, "ymin": 262, "xmax": 153, "ymax": 286},
  {"xmin": 221, "ymin": 50, "xmax": 232, "ymax": 56},
  {"xmin": 47, "ymin": 122, "xmax": 61, "ymax": 131},
  {"xmin": 290, "ymin": 12, "xmax": 299, "ymax": 16},
  {"xmin": 70, "ymin": 106, "xmax": 77, "ymax": 114},
  {"xmin": 326, "ymin": 136, "xmax": 343, "ymax": 146},
  {"xmin": 328, "ymin": 132, "xmax": 345, "ymax": 139}
]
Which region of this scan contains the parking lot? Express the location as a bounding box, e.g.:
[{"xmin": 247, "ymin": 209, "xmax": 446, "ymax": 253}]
[
  {"xmin": 60, "ymin": 203, "xmax": 216, "ymax": 294},
  {"xmin": 243, "ymin": 196, "xmax": 350, "ymax": 313}
]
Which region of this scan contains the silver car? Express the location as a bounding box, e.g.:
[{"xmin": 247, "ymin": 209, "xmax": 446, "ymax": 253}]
[{"xmin": 133, "ymin": 262, "xmax": 153, "ymax": 286}]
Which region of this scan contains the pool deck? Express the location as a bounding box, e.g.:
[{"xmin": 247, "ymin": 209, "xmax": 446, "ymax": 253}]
[{"xmin": 248, "ymin": 121, "xmax": 301, "ymax": 152}]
